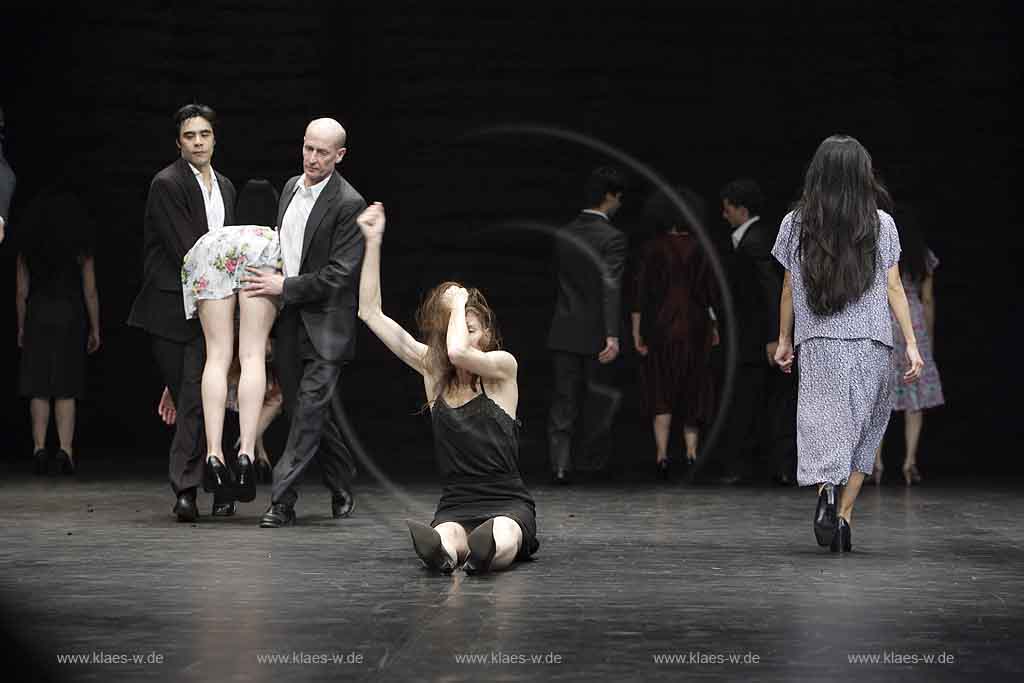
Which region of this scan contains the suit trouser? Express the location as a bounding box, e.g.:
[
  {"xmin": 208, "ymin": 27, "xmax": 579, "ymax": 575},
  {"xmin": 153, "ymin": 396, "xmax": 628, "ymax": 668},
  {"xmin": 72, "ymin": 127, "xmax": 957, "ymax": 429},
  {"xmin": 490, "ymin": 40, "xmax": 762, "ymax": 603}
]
[
  {"xmin": 547, "ymin": 350, "xmax": 619, "ymax": 473},
  {"xmin": 711, "ymin": 360, "xmax": 766, "ymax": 477},
  {"xmin": 271, "ymin": 310, "xmax": 354, "ymax": 508},
  {"xmin": 152, "ymin": 334, "xmax": 207, "ymax": 495}
]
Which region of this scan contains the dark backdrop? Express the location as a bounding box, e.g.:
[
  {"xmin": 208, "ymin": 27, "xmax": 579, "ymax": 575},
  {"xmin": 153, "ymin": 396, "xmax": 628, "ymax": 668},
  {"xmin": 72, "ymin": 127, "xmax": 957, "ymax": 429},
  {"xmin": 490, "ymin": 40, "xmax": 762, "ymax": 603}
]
[{"xmin": 1, "ymin": 2, "xmax": 1019, "ymax": 477}]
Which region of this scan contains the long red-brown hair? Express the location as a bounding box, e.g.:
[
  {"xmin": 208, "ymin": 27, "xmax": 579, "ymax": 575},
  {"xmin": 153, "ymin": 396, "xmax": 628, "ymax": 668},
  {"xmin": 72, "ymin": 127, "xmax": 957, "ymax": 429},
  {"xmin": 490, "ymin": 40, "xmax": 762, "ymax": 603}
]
[{"xmin": 415, "ymin": 281, "xmax": 503, "ymax": 406}]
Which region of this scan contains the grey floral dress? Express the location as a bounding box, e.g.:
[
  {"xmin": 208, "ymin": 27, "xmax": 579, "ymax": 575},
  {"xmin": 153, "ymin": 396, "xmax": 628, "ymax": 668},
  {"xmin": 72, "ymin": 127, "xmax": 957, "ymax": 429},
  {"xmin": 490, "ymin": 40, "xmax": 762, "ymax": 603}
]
[{"xmin": 181, "ymin": 225, "xmax": 282, "ymax": 319}]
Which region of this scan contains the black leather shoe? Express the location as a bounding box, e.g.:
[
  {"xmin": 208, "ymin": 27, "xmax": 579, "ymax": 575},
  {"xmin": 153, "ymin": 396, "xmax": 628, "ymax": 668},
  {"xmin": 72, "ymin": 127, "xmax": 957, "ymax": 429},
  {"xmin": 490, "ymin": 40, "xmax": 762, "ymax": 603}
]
[
  {"xmin": 173, "ymin": 489, "xmax": 199, "ymax": 523},
  {"xmin": 55, "ymin": 449, "xmax": 76, "ymax": 476},
  {"xmin": 552, "ymin": 469, "xmax": 571, "ymax": 485},
  {"xmin": 773, "ymin": 472, "xmax": 795, "ymax": 487},
  {"xmin": 211, "ymin": 495, "xmax": 236, "ymax": 516},
  {"xmin": 32, "ymin": 449, "xmax": 50, "ymax": 476},
  {"xmin": 464, "ymin": 519, "xmax": 497, "ymax": 575},
  {"xmin": 235, "ymin": 454, "xmax": 257, "ymax": 502},
  {"xmin": 331, "ymin": 488, "xmax": 355, "ymax": 518},
  {"xmin": 254, "ymin": 457, "xmax": 273, "ymax": 485},
  {"xmin": 814, "ymin": 484, "xmax": 838, "ymax": 546},
  {"xmin": 259, "ymin": 503, "xmax": 295, "ymax": 528},
  {"xmin": 831, "ymin": 517, "xmax": 852, "ymax": 553},
  {"xmin": 407, "ymin": 520, "xmax": 456, "ymax": 573},
  {"xmin": 203, "ymin": 455, "xmax": 234, "ymax": 493}
]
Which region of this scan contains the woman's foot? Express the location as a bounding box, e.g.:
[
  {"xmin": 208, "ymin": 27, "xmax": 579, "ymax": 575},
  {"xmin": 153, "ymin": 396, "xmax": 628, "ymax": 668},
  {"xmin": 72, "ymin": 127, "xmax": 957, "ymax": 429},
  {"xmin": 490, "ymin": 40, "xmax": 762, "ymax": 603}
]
[
  {"xmin": 32, "ymin": 449, "xmax": 49, "ymax": 476},
  {"xmin": 814, "ymin": 483, "xmax": 837, "ymax": 546},
  {"xmin": 406, "ymin": 520, "xmax": 456, "ymax": 574},
  {"xmin": 656, "ymin": 457, "xmax": 670, "ymax": 481},
  {"xmin": 830, "ymin": 517, "xmax": 852, "ymax": 552},
  {"xmin": 868, "ymin": 463, "xmax": 883, "ymax": 486},
  {"xmin": 902, "ymin": 461, "xmax": 921, "ymax": 486},
  {"xmin": 203, "ymin": 454, "xmax": 233, "ymax": 492},
  {"xmin": 55, "ymin": 449, "xmax": 76, "ymax": 476},
  {"xmin": 685, "ymin": 452, "xmax": 697, "ymax": 466},
  {"xmin": 464, "ymin": 519, "xmax": 497, "ymax": 575},
  {"xmin": 235, "ymin": 454, "xmax": 257, "ymax": 502},
  {"xmin": 254, "ymin": 454, "xmax": 273, "ymax": 484}
]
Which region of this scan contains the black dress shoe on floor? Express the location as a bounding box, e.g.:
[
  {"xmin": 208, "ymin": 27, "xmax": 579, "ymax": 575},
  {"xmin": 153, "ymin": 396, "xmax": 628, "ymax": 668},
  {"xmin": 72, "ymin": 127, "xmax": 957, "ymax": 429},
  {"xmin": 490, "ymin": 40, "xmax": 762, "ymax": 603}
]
[
  {"xmin": 55, "ymin": 449, "xmax": 76, "ymax": 476},
  {"xmin": 211, "ymin": 497, "xmax": 236, "ymax": 516},
  {"xmin": 259, "ymin": 503, "xmax": 295, "ymax": 528},
  {"xmin": 331, "ymin": 488, "xmax": 355, "ymax": 518},
  {"xmin": 464, "ymin": 519, "xmax": 497, "ymax": 575},
  {"xmin": 235, "ymin": 454, "xmax": 257, "ymax": 502},
  {"xmin": 203, "ymin": 455, "xmax": 234, "ymax": 493},
  {"xmin": 814, "ymin": 483, "xmax": 838, "ymax": 547},
  {"xmin": 552, "ymin": 469, "xmax": 571, "ymax": 485},
  {"xmin": 32, "ymin": 449, "xmax": 50, "ymax": 476},
  {"xmin": 830, "ymin": 517, "xmax": 852, "ymax": 553},
  {"xmin": 407, "ymin": 520, "xmax": 456, "ymax": 573},
  {"xmin": 173, "ymin": 489, "xmax": 199, "ymax": 523}
]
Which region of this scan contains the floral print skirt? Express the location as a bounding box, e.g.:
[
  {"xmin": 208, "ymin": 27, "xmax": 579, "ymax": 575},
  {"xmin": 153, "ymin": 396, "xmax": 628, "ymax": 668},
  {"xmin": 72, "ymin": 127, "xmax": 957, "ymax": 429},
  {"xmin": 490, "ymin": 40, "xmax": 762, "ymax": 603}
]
[{"xmin": 181, "ymin": 225, "xmax": 282, "ymax": 319}]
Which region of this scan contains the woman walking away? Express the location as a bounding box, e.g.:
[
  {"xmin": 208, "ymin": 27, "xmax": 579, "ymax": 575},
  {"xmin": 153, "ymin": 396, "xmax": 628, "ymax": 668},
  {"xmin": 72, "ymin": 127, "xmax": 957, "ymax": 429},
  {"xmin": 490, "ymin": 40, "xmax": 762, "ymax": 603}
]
[{"xmin": 772, "ymin": 135, "xmax": 923, "ymax": 552}]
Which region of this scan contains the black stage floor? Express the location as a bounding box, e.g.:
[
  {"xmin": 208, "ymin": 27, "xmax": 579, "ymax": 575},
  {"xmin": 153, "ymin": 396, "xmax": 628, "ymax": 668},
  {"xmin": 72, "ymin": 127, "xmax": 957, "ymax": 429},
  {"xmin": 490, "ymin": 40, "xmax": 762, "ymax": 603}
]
[{"xmin": 1, "ymin": 459, "xmax": 1021, "ymax": 682}]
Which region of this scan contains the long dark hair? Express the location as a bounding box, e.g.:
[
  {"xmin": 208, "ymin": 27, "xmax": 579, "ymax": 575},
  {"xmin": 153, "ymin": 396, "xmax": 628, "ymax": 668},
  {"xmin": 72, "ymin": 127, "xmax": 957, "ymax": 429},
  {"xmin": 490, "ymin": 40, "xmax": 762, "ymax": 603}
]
[
  {"xmin": 794, "ymin": 135, "xmax": 888, "ymax": 316},
  {"xmin": 892, "ymin": 203, "xmax": 928, "ymax": 284}
]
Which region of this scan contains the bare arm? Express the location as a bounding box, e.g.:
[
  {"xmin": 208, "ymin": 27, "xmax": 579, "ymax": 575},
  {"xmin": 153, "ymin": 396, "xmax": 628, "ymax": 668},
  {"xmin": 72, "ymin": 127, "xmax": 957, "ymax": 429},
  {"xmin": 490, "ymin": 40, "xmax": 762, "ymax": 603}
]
[
  {"xmin": 921, "ymin": 273, "xmax": 935, "ymax": 342},
  {"xmin": 355, "ymin": 203, "xmax": 429, "ymax": 375},
  {"xmin": 887, "ymin": 265, "xmax": 924, "ymax": 382},
  {"xmin": 445, "ymin": 288, "xmax": 518, "ymax": 382},
  {"xmin": 16, "ymin": 253, "xmax": 28, "ymax": 347},
  {"xmin": 631, "ymin": 312, "xmax": 647, "ymax": 355},
  {"xmin": 81, "ymin": 254, "xmax": 101, "ymax": 353},
  {"xmin": 773, "ymin": 270, "xmax": 796, "ymax": 372}
]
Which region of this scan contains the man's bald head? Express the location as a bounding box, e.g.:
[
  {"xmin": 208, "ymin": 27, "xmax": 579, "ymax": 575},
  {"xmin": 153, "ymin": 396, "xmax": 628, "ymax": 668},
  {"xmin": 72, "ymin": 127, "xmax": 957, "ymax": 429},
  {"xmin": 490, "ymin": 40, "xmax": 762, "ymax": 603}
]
[{"xmin": 301, "ymin": 118, "xmax": 348, "ymax": 185}]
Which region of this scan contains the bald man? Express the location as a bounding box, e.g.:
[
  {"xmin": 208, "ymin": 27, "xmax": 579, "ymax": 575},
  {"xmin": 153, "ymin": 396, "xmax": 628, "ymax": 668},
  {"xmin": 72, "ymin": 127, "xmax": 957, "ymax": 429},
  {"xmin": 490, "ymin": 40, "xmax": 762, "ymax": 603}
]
[{"xmin": 244, "ymin": 118, "xmax": 367, "ymax": 527}]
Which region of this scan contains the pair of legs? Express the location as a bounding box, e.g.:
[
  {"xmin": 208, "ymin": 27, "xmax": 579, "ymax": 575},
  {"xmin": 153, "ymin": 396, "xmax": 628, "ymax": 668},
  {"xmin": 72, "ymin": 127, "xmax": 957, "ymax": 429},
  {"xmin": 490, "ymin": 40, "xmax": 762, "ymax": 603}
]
[
  {"xmin": 433, "ymin": 517, "xmax": 523, "ymax": 572},
  {"xmin": 548, "ymin": 351, "xmax": 619, "ymax": 475},
  {"xmin": 197, "ymin": 291, "xmax": 278, "ymax": 463},
  {"xmin": 652, "ymin": 413, "xmax": 698, "ymax": 465},
  {"xmin": 871, "ymin": 409, "xmax": 923, "ymax": 484},
  {"xmin": 30, "ymin": 397, "xmax": 76, "ymax": 461}
]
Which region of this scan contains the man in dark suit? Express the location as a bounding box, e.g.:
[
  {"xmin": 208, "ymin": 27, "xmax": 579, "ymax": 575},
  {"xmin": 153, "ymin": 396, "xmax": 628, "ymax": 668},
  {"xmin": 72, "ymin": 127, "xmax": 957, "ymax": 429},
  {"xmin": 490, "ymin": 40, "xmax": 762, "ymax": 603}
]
[
  {"xmin": 0, "ymin": 106, "xmax": 15, "ymax": 244},
  {"xmin": 128, "ymin": 104, "xmax": 237, "ymax": 520},
  {"xmin": 712, "ymin": 178, "xmax": 796, "ymax": 484},
  {"xmin": 547, "ymin": 166, "xmax": 628, "ymax": 484},
  {"xmin": 243, "ymin": 118, "xmax": 366, "ymax": 528}
]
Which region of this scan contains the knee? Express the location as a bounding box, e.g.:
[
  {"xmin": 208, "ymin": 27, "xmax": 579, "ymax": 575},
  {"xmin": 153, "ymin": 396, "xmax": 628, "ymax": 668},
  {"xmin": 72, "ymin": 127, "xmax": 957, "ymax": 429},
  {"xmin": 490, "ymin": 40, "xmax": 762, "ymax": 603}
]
[{"xmin": 491, "ymin": 516, "xmax": 522, "ymax": 549}]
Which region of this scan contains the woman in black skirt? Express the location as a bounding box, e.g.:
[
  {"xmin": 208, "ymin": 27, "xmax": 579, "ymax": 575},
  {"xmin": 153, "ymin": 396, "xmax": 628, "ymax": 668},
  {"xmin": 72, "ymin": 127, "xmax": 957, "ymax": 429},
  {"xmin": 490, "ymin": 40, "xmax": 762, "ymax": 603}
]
[
  {"xmin": 356, "ymin": 202, "xmax": 539, "ymax": 574},
  {"xmin": 15, "ymin": 185, "xmax": 101, "ymax": 475}
]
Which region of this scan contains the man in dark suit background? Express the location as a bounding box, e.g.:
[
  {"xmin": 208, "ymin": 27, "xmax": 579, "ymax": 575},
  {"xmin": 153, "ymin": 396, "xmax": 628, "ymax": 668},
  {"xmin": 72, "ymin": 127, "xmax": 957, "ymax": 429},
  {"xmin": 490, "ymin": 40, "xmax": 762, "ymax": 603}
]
[
  {"xmin": 128, "ymin": 103, "xmax": 237, "ymax": 521},
  {"xmin": 0, "ymin": 106, "xmax": 15, "ymax": 245},
  {"xmin": 243, "ymin": 118, "xmax": 366, "ymax": 528},
  {"xmin": 710, "ymin": 178, "xmax": 796, "ymax": 484},
  {"xmin": 547, "ymin": 166, "xmax": 628, "ymax": 484}
]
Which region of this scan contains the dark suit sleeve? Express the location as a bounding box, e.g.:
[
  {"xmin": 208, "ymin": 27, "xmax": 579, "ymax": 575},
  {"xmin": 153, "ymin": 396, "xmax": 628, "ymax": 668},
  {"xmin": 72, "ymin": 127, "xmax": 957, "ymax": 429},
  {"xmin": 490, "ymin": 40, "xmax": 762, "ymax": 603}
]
[
  {"xmin": 221, "ymin": 177, "xmax": 237, "ymax": 225},
  {"xmin": 282, "ymin": 197, "xmax": 367, "ymax": 306},
  {"xmin": 746, "ymin": 228, "xmax": 783, "ymax": 343},
  {"xmin": 0, "ymin": 165, "xmax": 14, "ymax": 225},
  {"xmin": 602, "ymin": 230, "xmax": 628, "ymax": 339},
  {"xmin": 147, "ymin": 175, "xmax": 193, "ymax": 267}
]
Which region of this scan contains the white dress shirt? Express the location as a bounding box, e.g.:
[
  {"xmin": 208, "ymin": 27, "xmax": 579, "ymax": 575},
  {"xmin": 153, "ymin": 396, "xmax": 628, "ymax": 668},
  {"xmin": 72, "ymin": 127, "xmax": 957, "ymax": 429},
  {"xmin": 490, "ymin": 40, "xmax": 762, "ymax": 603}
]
[
  {"xmin": 188, "ymin": 162, "xmax": 225, "ymax": 231},
  {"xmin": 730, "ymin": 215, "xmax": 760, "ymax": 250},
  {"xmin": 581, "ymin": 209, "xmax": 609, "ymax": 220},
  {"xmin": 280, "ymin": 174, "xmax": 331, "ymax": 277}
]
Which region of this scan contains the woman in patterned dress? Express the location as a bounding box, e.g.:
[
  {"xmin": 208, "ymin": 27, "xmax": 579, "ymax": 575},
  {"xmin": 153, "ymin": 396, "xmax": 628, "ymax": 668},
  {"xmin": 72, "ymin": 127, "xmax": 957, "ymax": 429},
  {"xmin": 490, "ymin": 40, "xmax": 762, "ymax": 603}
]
[
  {"xmin": 771, "ymin": 135, "xmax": 924, "ymax": 552},
  {"xmin": 181, "ymin": 220, "xmax": 282, "ymax": 502},
  {"xmin": 871, "ymin": 205, "xmax": 945, "ymax": 485}
]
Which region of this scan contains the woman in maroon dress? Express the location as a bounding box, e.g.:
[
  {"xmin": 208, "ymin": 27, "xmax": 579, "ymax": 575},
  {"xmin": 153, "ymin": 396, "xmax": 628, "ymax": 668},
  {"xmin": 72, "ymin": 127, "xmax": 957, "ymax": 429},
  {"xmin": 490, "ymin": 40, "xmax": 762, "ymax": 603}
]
[{"xmin": 632, "ymin": 187, "xmax": 719, "ymax": 479}]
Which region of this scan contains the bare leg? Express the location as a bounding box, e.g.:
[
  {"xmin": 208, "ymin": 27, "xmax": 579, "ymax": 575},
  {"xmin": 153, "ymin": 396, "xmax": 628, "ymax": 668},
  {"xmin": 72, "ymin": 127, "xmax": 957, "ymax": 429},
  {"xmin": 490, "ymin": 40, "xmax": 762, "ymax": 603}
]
[
  {"xmin": 54, "ymin": 398, "xmax": 76, "ymax": 461},
  {"xmin": 488, "ymin": 516, "xmax": 524, "ymax": 571},
  {"xmin": 903, "ymin": 410, "xmax": 923, "ymax": 484},
  {"xmin": 237, "ymin": 292, "xmax": 278, "ymax": 455},
  {"xmin": 837, "ymin": 471, "xmax": 867, "ymax": 523},
  {"xmin": 653, "ymin": 413, "xmax": 671, "ymax": 463},
  {"xmin": 30, "ymin": 398, "xmax": 50, "ymax": 451},
  {"xmin": 434, "ymin": 522, "xmax": 469, "ymax": 565},
  {"xmin": 198, "ymin": 296, "xmax": 237, "ymax": 462},
  {"xmin": 683, "ymin": 424, "xmax": 699, "ymax": 463}
]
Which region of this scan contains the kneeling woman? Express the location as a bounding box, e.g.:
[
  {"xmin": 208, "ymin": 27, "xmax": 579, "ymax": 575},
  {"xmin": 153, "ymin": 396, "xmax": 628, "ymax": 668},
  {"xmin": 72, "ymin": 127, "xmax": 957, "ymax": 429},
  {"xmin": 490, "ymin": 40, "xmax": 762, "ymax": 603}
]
[
  {"xmin": 181, "ymin": 224, "xmax": 282, "ymax": 506},
  {"xmin": 356, "ymin": 202, "xmax": 539, "ymax": 574}
]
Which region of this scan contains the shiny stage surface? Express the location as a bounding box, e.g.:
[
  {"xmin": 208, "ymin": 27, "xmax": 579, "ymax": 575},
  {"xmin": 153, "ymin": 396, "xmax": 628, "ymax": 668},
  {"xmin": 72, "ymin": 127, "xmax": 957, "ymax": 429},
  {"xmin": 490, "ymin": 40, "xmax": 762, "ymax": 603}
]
[{"xmin": 0, "ymin": 458, "xmax": 1021, "ymax": 682}]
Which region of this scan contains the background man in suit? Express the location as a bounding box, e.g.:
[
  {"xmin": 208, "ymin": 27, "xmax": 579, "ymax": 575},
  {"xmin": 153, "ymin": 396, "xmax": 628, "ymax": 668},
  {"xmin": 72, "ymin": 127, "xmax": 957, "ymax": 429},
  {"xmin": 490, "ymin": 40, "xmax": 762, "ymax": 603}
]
[
  {"xmin": 243, "ymin": 118, "xmax": 366, "ymax": 528},
  {"xmin": 128, "ymin": 103, "xmax": 237, "ymax": 521},
  {"xmin": 547, "ymin": 166, "xmax": 628, "ymax": 484},
  {"xmin": 0, "ymin": 106, "xmax": 15, "ymax": 244},
  {"xmin": 710, "ymin": 178, "xmax": 796, "ymax": 484}
]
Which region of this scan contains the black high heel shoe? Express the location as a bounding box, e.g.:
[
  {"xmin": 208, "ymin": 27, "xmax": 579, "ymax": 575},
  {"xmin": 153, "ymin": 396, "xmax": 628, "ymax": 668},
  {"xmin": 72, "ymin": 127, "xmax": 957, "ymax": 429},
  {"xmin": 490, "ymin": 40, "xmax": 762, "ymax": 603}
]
[
  {"xmin": 254, "ymin": 457, "xmax": 273, "ymax": 484},
  {"xmin": 202, "ymin": 455, "xmax": 233, "ymax": 492},
  {"xmin": 406, "ymin": 520, "xmax": 456, "ymax": 573},
  {"xmin": 235, "ymin": 454, "xmax": 257, "ymax": 502},
  {"xmin": 32, "ymin": 449, "xmax": 50, "ymax": 476},
  {"xmin": 830, "ymin": 517, "xmax": 852, "ymax": 553},
  {"xmin": 55, "ymin": 449, "xmax": 76, "ymax": 476},
  {"xmin": 814, "ymin": 483, "xmax": 837, "ymax": 547},
  {"xmin": 656, "ymin": 458, "xmax": 670, "ymax": 481},
  {"xmin": 464, "ymin": 518, "xmax": 497, "ymax": 575}
]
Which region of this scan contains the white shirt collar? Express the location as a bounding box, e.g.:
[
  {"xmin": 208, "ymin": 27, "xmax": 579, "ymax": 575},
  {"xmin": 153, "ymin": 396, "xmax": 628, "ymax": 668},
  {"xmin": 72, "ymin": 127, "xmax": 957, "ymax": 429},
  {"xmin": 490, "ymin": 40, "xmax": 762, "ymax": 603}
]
[
  {"xmin": 295, "ymin": 173, "xmax": 331, "ymax": 201},
  {"xmin": 187, "ymin": 162, "xmax": 219, "ymax": 185},
  {"xmin": 731, "ymin": 215, "xmax": 760, "ymax": 249},
  {"xmin": 581, "ymin": 209, "xmax": 609, "ymax": 221}
]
